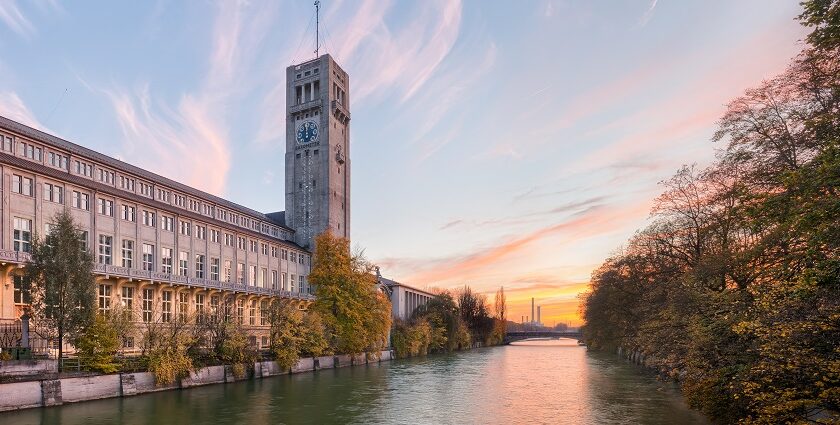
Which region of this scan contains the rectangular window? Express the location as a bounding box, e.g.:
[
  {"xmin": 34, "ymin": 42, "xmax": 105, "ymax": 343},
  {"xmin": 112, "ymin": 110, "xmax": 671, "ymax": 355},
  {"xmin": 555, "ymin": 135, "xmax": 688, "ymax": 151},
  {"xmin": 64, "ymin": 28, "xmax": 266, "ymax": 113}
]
[
  {"xmin": 282, "ymin": 249, "xmax": 288, "ymax": 260},
  {"xmin": 210, "ymin": 229, "xmax": 220, "ymax": 243},
  {"xmin": 237, "ymin": 237, "xmax": 245, "ymax": 250},
  {"xmin": 42, "ymin": 183, "xmax": 63, "ymax": 203},
  {"xmin": 142, "ymin": 243, "xmax": 154, "ymax": 271},
  {"xmin": 195, "ymin": 254, "xmax": 205, "ymax": 279},
  {"xmin": 97, "ymin": 198, "xmax": 114, "ymax": 216},
  {"xmin": 237, "ymin": 262, "xmax": 245, "ymax": 284},
  {"xmin": 139, "ymin": 182, "xmax": 152, "ymax": 197},
  {"xmin": 282, "ymin": 272, "xmax": 287, "ymax": 291},
  {"xmin": 210, "ymin": 258, "xmax": 220, "ymax": 281},
  {"xmin": 271, "ymin": 246, "xmax": 278, "ymax": 258},
  {"xmin": 180, "ymin": 221, "xmax": 191, "ymax": 236},
  {"xmin": 13, "ymin": 276, "xmax": 31, "ymax": 304},
  {"xmin": 250, "ymin": 240, "xmax": 257, "ymax": 253},
  {"xmin": 196, "ymin": 293, "xmax": 205, "ymax": 323},
  {"xmin": 179, "ymin": 251, "xmax": 188, "ymax": 276},
  {"xmin": 121, "ymin": 286, "xmax": 134, "ymax": 310},
  {"xmin": 98, "ymin": 235, "xmax": 113, "ymax": 264},
  {"xmin": 78, "ymin": 230, "xmax": 89, "ymax": 251},
  {"xmin": 12, "ymin": 174, "xmax": 33, "ymax": 196},
  {"xmin": 249, "ymin": 300, "xmax": 256, "ymax": 325},
  {"xmin": 161, "ymin": 248, "xmax": 173, "ymax": 274},
  {"xmin": 271, "ymin": 270, "xmax": 278, "ymax": 290},
  {"xmin": 121, "ymin": 205, "xmax": 136, "ymax": 222},
  {"xmin": 236, "ymin": 299, "xmax": 244, "ymax": 324},
  {"xmin": 121, "ymin": 239, "xmax": 134, "ymax": 268},
  {"xmin": 261, "ymin": 243, "xmax": 268, "ymax": 255},
  {"xmin": 210, "ymin": 295, "xmax": 220, "ymax": 319},
  {"xmin": 224, "ymin": 260, "xmax": 232, "ymax": 282},
  {"xmin": 161, "ymin": 291, "xmax": 172, "ymax": 322},
  {"xmin": 13, "ymin": 217, "xmax": 32, "ymax": 253},
  {"xmin": 195, "ymin": 225, "xmax": 206, "ymax": 240},
  {"xmin": 178, "ymin": 292, "xmax": 188, "ymax": 322},
  {"xmin": 142, "ymin": 288, "xmax": 154, "ymax": 323},
  {"xmin": 161, "ymin": 216, "xmax": 174, "ymax": 231},
  {"xmin": 225, "ymin": 233, "xmax": 234, "ymax": 246},
  {"xmin": 260, "ymin": 300, "xmax": 268, "ymax": 326},
  {"xmin": 98, "ymin": 284, "xmax": 112, "ymax": 313},
  {"xmin": 299, "ymin": 275, "xmax": 305, "ymax": 293},
  {"xmin": 143, "ymin": 210, "xmax": 156, "ymax": 227},
  {"xmin": 290, "ymin": 274, "xmax": 296, "ymax": 292},
  {"xmin": 72, "ymin": 191, "xmax": 90, "ymax": 210},
  {"xmin": 249, "ymin": 265, "xmax": 257, "ymax": 286},
  {"xmin": 261, "ymin": 268, "xmax": 267, "ymax": 288}
]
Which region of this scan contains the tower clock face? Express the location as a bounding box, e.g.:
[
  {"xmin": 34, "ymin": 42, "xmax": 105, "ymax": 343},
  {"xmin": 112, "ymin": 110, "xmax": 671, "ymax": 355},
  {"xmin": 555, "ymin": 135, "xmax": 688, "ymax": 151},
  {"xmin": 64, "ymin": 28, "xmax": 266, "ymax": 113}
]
[{"xmin": 296, "ymin": 120, "xmax": 319, "ymax": 145}]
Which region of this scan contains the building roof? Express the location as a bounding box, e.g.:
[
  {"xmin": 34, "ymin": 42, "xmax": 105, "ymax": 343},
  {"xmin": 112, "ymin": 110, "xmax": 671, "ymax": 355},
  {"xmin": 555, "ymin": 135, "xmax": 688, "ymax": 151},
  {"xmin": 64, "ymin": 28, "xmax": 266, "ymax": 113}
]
[
  {"xmin": 0, "ymin": 115, "xmax": 293, "ymax": 232},
  {"xmin": 379, "ymin": 276, "xmax": 436, "ymax": 297}
]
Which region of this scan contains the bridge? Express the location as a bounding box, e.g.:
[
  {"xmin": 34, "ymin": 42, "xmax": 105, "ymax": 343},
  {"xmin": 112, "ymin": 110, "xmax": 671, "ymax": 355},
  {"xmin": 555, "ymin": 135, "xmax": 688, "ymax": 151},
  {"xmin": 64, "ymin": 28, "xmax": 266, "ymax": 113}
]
[{"xmin": 504, "ymin": 330, "xmax": 583, "ymax": 344}]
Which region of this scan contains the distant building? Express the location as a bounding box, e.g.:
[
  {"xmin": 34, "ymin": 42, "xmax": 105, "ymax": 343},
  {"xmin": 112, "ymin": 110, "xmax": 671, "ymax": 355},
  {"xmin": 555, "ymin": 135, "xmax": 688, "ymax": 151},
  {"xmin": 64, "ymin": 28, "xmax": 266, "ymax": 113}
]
[{"xmin": 378, "ymin": 274, "xmax": 434, "ymax": 320}]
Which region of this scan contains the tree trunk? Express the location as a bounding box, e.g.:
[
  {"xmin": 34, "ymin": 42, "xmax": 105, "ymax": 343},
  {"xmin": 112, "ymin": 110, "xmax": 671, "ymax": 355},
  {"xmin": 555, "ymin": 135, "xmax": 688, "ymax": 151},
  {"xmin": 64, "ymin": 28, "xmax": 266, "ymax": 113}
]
[{"xmin": 58, "ymin": 322, "xmax": 63, "ymax": 373}]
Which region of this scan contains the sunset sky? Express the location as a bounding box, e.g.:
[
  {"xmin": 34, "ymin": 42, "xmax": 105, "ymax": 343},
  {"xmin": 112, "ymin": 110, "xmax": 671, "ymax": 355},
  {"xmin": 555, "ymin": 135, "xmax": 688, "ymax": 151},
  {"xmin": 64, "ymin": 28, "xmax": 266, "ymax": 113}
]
[{"xmin": 0, "ymin": 1, "xmax": 807, "ymax": 326}]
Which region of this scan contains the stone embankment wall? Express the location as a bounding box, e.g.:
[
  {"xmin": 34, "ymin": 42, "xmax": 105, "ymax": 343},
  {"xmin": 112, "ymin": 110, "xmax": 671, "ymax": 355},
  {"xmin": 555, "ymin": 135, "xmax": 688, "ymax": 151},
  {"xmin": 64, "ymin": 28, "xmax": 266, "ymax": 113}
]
[
  {"xmin": 617, "ymin": 346, "xmax": 685, "ymax": 381},
  {"xmin": 0, "ymin": 350, "xmax": 394, "ymax": 412}
]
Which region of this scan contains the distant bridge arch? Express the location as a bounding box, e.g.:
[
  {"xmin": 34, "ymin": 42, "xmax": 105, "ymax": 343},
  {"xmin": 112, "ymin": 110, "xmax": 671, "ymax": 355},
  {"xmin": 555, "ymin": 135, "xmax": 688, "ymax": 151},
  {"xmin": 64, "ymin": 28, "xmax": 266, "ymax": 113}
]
[{"xmin": 504, "ymin": 330, "xmax": 582, "ymax": 344}]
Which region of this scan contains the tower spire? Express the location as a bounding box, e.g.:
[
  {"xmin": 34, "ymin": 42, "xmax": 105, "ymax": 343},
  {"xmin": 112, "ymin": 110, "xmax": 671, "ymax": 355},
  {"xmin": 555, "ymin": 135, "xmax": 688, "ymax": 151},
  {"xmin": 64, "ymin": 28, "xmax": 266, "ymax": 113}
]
[{"xmin": 314, "ymin": 1, "xmax": 321, "ymax": 57}]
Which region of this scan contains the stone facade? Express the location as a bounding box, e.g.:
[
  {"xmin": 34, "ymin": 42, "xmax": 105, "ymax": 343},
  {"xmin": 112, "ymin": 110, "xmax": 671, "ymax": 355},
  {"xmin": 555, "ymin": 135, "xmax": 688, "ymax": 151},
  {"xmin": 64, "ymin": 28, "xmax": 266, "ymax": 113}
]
[
  {"xmin": 0, "ymin": 108, "xmax": 313, "ymax": 350},
  {"xmin": 285, "ymin": 54, "xmax": 351, "ymax": 249}
]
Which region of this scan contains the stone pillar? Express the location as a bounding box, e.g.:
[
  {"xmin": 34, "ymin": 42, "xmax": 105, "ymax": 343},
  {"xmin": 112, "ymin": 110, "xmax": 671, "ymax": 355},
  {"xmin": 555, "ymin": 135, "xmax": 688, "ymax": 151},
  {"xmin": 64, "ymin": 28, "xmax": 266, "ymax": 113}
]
[
  {"xmin": 120, "ymin": 373, "xmax": 137, "ymax": 396},
  {"xmin": 20, "ymin": 312, "xmax": 30, "ymax": 348},
  {"xmin": 40, "ymin": 379, "xmax": 62, "ymax": 407}
]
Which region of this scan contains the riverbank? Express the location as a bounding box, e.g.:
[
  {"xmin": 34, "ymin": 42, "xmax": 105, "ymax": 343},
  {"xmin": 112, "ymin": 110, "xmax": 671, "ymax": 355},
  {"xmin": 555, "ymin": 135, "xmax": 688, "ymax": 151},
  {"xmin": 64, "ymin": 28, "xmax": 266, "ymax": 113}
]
[{"xmin": 0, "ymin": 350, "xmax": 394, "ymax": 412}]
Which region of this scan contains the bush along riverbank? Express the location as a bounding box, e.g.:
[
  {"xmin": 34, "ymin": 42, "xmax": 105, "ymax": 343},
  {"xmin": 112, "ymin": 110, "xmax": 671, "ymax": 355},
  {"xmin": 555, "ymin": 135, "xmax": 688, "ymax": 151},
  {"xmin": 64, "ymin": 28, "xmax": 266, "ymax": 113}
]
[
  {"xmin": 580, "ymin": 2, "xmax": 840, "ymax": 423},
  {"xmin": 0, "ymin": 352, "xmax": 395, "ymax": 412},
  {"xmin": 391, "ymin": 286, "xmax": 507, "ymax": 359}
]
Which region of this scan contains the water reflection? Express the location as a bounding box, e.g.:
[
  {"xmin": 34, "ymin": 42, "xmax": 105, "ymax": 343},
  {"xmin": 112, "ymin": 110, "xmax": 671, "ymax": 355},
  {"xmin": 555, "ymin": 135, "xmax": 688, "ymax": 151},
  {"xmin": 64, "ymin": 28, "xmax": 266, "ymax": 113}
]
[{"xmin": 1, "ymin": 340, "xmax": 707, "ymax": 424}]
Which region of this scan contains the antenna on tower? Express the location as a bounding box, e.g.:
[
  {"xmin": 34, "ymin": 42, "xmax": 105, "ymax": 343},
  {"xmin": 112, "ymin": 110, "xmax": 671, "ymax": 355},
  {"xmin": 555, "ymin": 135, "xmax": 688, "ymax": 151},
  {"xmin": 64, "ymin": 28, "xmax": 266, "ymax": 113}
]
[{"xmin": 314, "ymin": 1, "xmax": 321, "ymax": 57}]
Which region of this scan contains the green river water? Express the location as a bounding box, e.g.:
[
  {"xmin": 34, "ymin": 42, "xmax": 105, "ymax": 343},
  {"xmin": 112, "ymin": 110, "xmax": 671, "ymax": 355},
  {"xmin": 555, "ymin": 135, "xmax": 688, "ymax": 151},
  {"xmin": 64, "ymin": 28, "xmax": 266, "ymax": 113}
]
[{"xmin": 1, "ymin": 339, "xmax": 707, "ymax": 424}]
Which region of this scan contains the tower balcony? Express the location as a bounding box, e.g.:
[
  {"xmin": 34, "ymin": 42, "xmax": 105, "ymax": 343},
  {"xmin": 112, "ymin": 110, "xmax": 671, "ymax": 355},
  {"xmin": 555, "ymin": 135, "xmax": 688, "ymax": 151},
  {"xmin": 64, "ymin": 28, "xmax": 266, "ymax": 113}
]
[
  {"xmin": 290, "ymin": 98, "xmax": 322, "ymax": 115},
  {"xmin": 331, "ymin": 100, "xmax": 350, "ymax": 124}
]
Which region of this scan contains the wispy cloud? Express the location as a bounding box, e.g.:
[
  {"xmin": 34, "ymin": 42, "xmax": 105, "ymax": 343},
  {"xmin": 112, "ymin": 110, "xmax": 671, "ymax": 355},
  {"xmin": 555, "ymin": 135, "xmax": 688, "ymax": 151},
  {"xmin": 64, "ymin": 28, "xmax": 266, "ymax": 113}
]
[
  {"xmin": 0, "ymin": 1, "xmax": 35, "ymax": 37},
  {"xmin": 0, "ymin": 92, "xmax": 47, "ymax": 131},
  {"xmin": 96, "ymin": 1, "xmax": 280, "ymax": 196},
  {"xmin": 637, "ymin": 0, "xmax": 659, "ymax": 28}
]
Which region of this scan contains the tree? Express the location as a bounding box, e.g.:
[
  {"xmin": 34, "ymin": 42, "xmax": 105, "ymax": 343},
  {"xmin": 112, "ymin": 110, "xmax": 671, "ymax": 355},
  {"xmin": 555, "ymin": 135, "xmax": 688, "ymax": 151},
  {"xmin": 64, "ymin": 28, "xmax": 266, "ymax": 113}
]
[
  {"xmin": 75, "ymin": 313, "xmax": 120, "ymax": 373},
  {"xmin": 310, "ymin": 232, "xmax": 392, "ymax": 355},
  {"xmin": 268, "ymin": 301, "xmax": 328, "ymax": 370},
  {"xmin": 24, "ymin": 209, "xmax": 95, "ymax": 368}
]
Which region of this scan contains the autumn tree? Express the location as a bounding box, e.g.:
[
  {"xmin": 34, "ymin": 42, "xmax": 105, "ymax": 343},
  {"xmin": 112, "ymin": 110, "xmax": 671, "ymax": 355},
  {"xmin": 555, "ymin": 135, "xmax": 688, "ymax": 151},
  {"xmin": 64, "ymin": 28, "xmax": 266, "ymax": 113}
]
[
  {"xmin": 310, "ymin": 232, "xmax": 392, "ymax": 355},
  {"xmin": 24, "ymin": 209, "xmax": 96, "ymax": 367}
]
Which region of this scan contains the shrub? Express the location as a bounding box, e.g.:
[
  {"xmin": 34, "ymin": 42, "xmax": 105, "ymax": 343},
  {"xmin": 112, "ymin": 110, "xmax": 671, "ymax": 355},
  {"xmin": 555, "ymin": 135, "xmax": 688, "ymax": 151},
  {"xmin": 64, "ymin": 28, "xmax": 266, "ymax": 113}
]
[{"xmin": 75, "ymin": 313, "xmax": 120, "ymax": 373}]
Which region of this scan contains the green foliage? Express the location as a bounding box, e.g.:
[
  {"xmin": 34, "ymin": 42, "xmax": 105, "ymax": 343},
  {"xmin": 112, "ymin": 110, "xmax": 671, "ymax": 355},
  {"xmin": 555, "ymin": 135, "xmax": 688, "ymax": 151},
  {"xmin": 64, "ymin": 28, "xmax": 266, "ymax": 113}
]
[
  {"xmin": 24, "ymin": 209, "xmax": 96, "ymax": 366},
  {"xmin": 143, "ymin": 317, "xmax": 196, "ymax": 385},
  {"xmin": 75, "ymin": 314, "xmax": 120, "ymax": 373},
  {"xmin": 148, "ymin": 348, "xmax": 194, "ymax": 386},
  {"xmin": 581, "ymin": 2, "xmax": 840, "ymax": 422},
  {"xmin": 391, "ymin": 319, "xmax": 432, "ymax": 359},
  {"xmin": 268, "ymin": 302, "xmax": 328, "ymax": 370},
  {"xmin": 310, "ymin": 232, "xmax": 392, "ymax": 355}
]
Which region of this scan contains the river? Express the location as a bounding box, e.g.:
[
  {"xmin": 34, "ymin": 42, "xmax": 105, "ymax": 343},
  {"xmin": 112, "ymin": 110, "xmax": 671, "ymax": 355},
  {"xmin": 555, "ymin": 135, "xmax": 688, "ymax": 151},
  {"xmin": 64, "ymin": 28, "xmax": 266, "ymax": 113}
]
[{"xmin": 2, "ymin": 339, "xmax": 707, "ymax": 424}]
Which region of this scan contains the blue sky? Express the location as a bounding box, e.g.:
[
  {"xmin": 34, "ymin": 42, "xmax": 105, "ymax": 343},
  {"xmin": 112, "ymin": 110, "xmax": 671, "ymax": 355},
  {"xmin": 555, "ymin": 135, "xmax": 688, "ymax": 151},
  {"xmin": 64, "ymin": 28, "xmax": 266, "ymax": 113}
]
[{"xmin": 0, "ymin": 0, "xmax": 807, "ymax": 324}]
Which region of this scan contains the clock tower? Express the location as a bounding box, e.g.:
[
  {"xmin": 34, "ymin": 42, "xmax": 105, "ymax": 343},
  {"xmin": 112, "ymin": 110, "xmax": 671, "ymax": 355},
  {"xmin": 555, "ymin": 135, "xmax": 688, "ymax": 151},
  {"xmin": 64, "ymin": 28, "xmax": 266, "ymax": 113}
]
[{"xmin": 285, "ymin": 54, "xmax": 351, "ymax": 249}]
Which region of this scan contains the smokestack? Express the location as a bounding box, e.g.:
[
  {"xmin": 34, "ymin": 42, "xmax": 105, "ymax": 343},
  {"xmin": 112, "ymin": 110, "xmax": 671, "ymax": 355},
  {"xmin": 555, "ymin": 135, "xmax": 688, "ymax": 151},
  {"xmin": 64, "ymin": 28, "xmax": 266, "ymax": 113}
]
[
  {"xmin": 537, "ymin": 306, "xmax": 541, "ymax": 326},
  {"xmin": 531, "ymin": 298, "xmax": 535, "ymax": 324}
]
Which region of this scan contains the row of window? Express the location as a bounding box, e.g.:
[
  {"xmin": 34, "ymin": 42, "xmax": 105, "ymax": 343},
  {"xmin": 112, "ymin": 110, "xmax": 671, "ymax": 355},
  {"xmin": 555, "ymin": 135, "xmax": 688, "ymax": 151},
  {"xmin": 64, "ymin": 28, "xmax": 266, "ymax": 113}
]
[
  {"xmin": 1, "ymin": 133, "xmax": 291, "ymax": 241},
  {"xmin": 13, "ymin": 218, "xmax": 308, "ymax": 283},
  {"xmin": 97, "ymin": 284, "xmax": 279, "ymax": 326},
  {"xmin": 12, "ymin": 277, "xmax": 298, "ymax": 328},
  {"xmin": 10, "ymin": 176, "xmax": 304, "ymax": 260}
]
